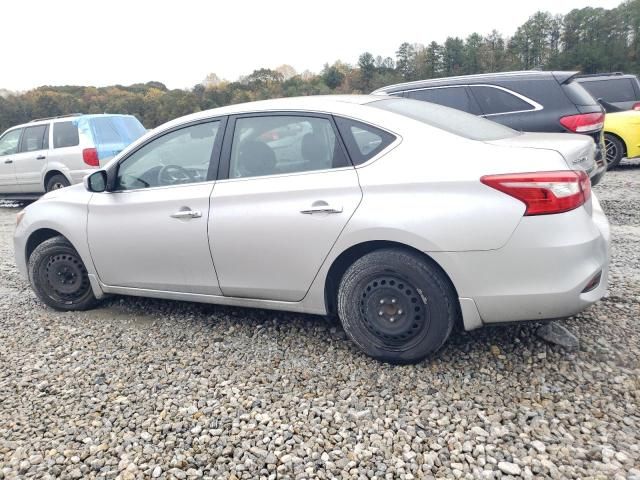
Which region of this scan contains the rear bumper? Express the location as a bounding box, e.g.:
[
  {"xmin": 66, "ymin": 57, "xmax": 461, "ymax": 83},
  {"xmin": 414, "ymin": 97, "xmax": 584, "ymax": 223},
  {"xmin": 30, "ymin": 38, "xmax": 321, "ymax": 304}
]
[{"xmin": 430, "ymin": 194, "xmax": 610, "ymax": 329}]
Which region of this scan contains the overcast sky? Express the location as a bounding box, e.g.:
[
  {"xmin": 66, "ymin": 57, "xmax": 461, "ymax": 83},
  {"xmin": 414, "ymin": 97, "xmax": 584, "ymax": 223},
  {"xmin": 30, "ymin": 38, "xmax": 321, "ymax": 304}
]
[{"xmin": 2, "ymin": 0, "xmax": 623, "ymax": 91}]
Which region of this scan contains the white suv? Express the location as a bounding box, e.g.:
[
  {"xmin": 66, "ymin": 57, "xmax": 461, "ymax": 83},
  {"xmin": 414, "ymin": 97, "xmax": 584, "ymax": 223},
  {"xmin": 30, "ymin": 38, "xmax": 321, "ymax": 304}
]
[{"xmin": 0, "ymin": 113, "xmax": 145, "ymax": 197}]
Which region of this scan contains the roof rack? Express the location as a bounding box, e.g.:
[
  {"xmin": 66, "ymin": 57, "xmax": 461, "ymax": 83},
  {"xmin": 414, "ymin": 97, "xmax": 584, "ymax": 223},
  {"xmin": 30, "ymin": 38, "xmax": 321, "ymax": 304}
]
[
  {"xmin": 574, "ymin": 72, "xmax": 626, "ymax": 78},
  {"xmin": 29, "ymin": 113, "xmax": 83, "ymax": 123}
]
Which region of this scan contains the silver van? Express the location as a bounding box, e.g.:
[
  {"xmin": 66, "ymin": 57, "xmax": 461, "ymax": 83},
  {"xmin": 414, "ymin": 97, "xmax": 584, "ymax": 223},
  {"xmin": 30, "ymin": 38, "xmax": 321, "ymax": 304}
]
[{"xmin": 0, "ymin": 113, "xmax": 145, "ymax": 197}]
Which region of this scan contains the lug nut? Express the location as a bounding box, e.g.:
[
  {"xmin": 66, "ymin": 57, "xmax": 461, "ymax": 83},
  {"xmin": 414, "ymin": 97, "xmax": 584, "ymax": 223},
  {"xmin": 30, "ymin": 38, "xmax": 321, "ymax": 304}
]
[
  {"xmin": 398, "ymin": 309, "xmax": 403, "ymax": 315},
  {"xmin": 389, "ymin": 317, "xmax": 395, "ymax": 322},
  {"xmin": 379, "ymin": 299, "xmax": 384, "ymax": 304},
  {"xmin": 378, "ymin": 310, "xmax": 384, "ymax": 316},
  {"xmin": 391, "ymin": 298, "xmax": 396, "ymax": 304}
]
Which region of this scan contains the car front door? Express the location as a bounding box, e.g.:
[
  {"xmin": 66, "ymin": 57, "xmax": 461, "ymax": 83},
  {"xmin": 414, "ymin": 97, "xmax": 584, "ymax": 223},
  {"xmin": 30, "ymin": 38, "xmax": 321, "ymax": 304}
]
[
  {"xmin": 13, "ymin": 124, "xmax": 49, "ymax": 193},
  {"xmin": 209, "ymin": 113, "xmax": 362, "ymax": 302},
  {"xmin": 0, "ymin": 129, "xmax": 23, "ymax": 194},
  {"xmin": 87, "ymin": 118, "xmax": 226, "ymax": 294}
]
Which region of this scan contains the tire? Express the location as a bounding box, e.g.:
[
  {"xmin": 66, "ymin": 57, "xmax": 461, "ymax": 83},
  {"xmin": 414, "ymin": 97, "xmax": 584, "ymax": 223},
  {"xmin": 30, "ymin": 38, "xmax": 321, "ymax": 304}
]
[
  {"xmin": 604, "ymin": 134, "xmax": 624, "ymax": 170},
  {"xmin": 28, "ymin": 236, "xmax": 98, "ymax": 311},
  {"xmin": 337, "ymin": 248, "xmax": 458, "ymax": 364},
  {"xmin": 46, "ymin": 174, "xmax": 70, "ymax": 192}
]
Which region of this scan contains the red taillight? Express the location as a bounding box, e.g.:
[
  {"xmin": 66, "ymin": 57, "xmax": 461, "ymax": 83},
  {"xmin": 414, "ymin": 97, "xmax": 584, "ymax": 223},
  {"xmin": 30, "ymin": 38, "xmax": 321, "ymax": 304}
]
[
  {"xmin": 559, "ymin": 112, "xmax": 605, "ymax": 133},
  {"xmin": 480, "ymin": 171, "xmax": 591, "ymax": 216},
  {"xmin": 633, "ymin": 102, "xmax": 640, "ymax": 111},
  {"xmin": 82, "ymin": 148, "xmax": 99, "ymax": 167}
]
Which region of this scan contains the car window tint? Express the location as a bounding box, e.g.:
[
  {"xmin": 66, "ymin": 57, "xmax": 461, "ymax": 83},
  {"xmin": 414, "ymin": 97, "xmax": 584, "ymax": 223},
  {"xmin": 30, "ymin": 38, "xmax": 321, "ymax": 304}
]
[
  {"xmin": 404, "ymin": 87, "xmax": 481, "ymax": 115},
  {"xmin": 229, "ymin": 116, "xmax": 348, "ymax": 179},
  {"xmin": 469, "ymin": 86, "xmax": 533, "ymax": 115},
  {"xmin": 20, "ymin": 125, "xmax": 48, "ymax": 152},
  {"xmin": 116, "ymin": 121, "xmax": 220, "ymax": 190},
  {"xmin": 334, "ymin": 117, "xmax": 396, "ymax": 165},
  {"xmin": 562, "ymin": 81, "xmax": 598, "ymax": 107},
  {"xmin": 53, "ymin": 121, "xmax": 80, "ymax": 148},
  {"xmin": 580, "ymin": 78, "xmax": 637, "ymax": 103},
  {"xmin": 0, "ymin": 129, "xmax": 22, "ymax": 156},
  {"xmin": 371, "ymin": 97, "xmax": 519, "ymax": 141}
]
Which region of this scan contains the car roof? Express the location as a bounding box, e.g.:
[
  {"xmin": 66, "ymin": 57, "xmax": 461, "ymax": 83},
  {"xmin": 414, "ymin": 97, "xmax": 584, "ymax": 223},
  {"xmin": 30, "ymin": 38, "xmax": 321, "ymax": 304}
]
[
  {"xmin": 372, "ymin": 70, "xmax": 580, "ymax": 94},
  {"xmin": 5, "ymin": 113, "xmax": 138, "ymax": 130},
  {"xmin": 574, "ymin": 73, "xmax": 639, "ymax": 82},
  {"xmin": 154, "ymin": 95, "xmax": 384, "ymax": 131}
]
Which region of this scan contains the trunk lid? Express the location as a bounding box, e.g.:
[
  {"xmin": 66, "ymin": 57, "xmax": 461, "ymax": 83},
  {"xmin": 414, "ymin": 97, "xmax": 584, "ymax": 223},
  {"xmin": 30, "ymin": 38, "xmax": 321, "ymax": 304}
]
[{"xmin": 486, "ymin": 132, "xmax": 598, "ymax": 179}]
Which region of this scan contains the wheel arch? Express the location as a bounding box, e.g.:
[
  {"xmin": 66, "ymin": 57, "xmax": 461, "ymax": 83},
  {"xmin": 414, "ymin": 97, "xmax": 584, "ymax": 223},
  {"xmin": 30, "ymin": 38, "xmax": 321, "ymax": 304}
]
[
  {"xmin": 25, "ymin": 228, "xmax": 69, "ymax": 264},
  {"xmin": 323, "ymin": 240, "xmax": 461, "ymax": 322},
  {"xmin": 43, "ymin": 170, "xmax": 71, "ymax": 191}
]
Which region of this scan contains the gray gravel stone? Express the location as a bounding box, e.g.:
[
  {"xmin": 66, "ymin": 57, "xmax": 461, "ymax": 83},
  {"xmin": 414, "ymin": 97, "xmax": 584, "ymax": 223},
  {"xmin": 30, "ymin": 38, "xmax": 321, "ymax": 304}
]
[{"xmin": 0, "ymin": 163, "xmax": 639, "ymax": 479}]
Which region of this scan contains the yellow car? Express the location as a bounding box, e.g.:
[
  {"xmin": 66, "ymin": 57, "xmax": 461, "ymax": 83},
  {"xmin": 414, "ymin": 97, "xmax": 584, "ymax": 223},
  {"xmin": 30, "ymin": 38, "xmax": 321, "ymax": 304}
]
[{"xmin": 601, "ymin": 109, "xmax": 640, "ymax": 168}]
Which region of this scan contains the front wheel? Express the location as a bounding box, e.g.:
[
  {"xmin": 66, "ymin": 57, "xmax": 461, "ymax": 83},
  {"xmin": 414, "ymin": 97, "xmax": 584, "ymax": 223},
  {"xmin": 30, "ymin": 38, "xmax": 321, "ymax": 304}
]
[
  {"xmin": 604, "ymin": 134, "xmax": 624, "ymax": 170},
  {"xmin": 337, "ymin": 249, "xmax": 458, "ymax": 364},
  {"xmin": 28, "ymin": 236, "xmax": 98, "ymax": 311}
]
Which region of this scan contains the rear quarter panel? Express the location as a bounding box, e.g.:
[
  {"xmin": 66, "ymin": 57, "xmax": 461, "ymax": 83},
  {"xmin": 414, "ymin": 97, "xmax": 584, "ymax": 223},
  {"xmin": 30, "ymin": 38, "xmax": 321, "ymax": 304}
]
[{"xmin": 486, "ymin": 77, "xmax": 577, "ymax": 132}]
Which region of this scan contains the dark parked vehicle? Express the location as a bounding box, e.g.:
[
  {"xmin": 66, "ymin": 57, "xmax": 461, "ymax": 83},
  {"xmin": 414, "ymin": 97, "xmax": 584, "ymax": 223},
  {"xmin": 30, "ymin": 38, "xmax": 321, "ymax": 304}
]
[
  {"xmin": 373, "ymin": 71, "xmax": 607, "ymax": 184},
  {"xmin": 575, "ymin": 72, "xmax": 640, "ymax": 111}
]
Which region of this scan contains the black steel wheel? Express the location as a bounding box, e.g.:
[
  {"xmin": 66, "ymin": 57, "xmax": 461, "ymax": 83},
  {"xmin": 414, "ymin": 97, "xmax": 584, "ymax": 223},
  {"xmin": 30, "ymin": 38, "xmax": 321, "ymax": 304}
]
[
  {"xmin": 359, "ymin": 274, "xmax": 429, "ymax": 349},
  {"xmin": 28, "ymin": 236, "xmax": 98, "ymax": 311},
  {"xmin": 337, "ymin": 248, "xmax": 458, "ymax": 364}
]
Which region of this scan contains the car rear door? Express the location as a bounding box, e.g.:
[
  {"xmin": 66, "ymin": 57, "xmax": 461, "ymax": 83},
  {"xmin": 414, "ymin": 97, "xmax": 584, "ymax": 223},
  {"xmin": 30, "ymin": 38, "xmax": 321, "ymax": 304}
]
[
  {"xmin": 13, "ymin": 124, "xmax": 49, "ymax": 193},
  {"xmin": 87, "ymin": 118, "xmax": 226, "ymax": 294},
  {"xmin": 0, "ymin": 128, "xmax": 22, "ymax": 193},
  {"xmin": 208, "ymin": 112, "xmax": 362, "ymax": 302}
]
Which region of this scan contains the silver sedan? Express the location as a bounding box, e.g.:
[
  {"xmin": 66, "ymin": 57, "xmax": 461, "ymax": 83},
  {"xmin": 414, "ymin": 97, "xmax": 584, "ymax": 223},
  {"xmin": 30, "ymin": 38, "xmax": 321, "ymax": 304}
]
[{"xmin": 14, "ymin": 96, "xmax": 610, "ymax": 363}]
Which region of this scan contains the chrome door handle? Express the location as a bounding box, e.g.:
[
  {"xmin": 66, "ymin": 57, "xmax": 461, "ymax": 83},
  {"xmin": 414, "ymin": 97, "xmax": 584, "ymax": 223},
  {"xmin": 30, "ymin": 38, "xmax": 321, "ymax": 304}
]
[
  {"xmin": 300, "ymin": 205, "xmax": 343, "ymax": 214},
  {"xmin": 4, "ymin": 159, "xmax": 12, "ymax": 164},
  {"xmin": 36, "ymin": 155, "xmax": 46, "ymax": 160},
  {"xmin": 170, "ymin": 210, "xmax": 202, "ymax": 219}
]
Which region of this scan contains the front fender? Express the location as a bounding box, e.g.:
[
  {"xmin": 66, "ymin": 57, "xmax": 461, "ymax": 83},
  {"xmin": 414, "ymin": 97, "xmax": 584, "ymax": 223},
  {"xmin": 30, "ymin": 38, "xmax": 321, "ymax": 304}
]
[{"xmin": 14, "ymin": 186, "xmax": 95, "ymax": 281}]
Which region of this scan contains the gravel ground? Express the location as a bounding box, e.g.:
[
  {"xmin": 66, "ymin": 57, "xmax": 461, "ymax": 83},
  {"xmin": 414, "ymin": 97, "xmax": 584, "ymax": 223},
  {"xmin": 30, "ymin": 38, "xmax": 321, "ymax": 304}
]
[{"xmin": 0, "ymin": 163, "xmax": 639, "ymax": 480}]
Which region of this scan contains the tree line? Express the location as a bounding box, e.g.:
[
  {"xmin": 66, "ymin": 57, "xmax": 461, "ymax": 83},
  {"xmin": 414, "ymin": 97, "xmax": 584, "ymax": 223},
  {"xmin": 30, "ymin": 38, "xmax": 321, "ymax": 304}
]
[{"xmin": 2, "ymin": 0, "xmax": 640, "ymax": 133}]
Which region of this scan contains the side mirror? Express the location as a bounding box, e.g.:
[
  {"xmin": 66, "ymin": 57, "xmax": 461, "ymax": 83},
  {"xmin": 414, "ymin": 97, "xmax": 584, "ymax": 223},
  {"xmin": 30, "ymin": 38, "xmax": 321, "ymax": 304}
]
[{"xmin": 84, "ymin": 170, "xmax": 108, "ymax": 192}]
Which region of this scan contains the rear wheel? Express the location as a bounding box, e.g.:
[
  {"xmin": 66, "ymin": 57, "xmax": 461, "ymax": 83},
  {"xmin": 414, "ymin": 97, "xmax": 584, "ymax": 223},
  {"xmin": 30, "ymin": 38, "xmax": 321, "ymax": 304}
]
[
  {"xmin": 604, "ymin": 134, "xmax": 624, "ymax": 170},
  {"xmin": 28, "ymin": 236, "xmax": 98, "ymax": 311},
  {"xmin": 337, "ymin": 248, "xmax": 458, "ymax": 364},
  {"xmin": 46, "ymin": 174, "xmax": 70, "ymax": 192}
]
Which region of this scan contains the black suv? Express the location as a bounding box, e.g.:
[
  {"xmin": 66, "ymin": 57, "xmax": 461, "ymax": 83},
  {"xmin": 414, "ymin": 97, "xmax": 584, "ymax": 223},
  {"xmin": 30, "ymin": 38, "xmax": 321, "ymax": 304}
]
[
  {"xmin": 373, "ymin": 71, "xmax": 607, "ymax": 184},
  {"xmin": 575, "ymin": 72, "xmax": 640, "ymax": 111}
]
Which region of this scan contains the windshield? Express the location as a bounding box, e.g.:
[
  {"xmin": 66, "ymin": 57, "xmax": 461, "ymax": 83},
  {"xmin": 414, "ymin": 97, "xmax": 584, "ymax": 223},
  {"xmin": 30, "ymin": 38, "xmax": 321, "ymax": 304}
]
[{"xmin": 369, "ymin": 97, "xmax": 520, "ymax": 141}]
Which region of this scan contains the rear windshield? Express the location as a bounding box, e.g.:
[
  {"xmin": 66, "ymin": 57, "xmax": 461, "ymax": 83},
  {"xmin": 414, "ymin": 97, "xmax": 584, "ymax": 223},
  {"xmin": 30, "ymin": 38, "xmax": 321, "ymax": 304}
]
[
  {"xmin": 579, "ymin": 78, "xmax": 638, "ymax": 103},
  {"xmin": 562, "ymin": 80, "xmax": 598, "ymax": 106},
  {"xmin": 89, "ymin": 116, "xmax": 146, "ymax": 146},
  {"xmin": 369, "ymin": 97, "xmax": 519, "ymax": 141}
]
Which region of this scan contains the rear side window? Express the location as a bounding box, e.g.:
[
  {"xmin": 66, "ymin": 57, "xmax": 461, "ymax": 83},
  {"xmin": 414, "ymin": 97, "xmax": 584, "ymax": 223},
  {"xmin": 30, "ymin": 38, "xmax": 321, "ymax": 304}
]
[
  {"xmin": 334, "ymin": 117, "xmax": 396, "ymax": 165},
  {"xmin": 370, "ymin": 97, "xmax": 519, "ymax": 141},
  {"xmin": 90, "ymin": 116, "xmax": 146, "ymax": 146},
  {"xmin": 404, "ymin": 87, "xmax": 482, "ymax": 115},
  {"xmin": 580, "ymin": 78, "xmax": 638, "ymax": 103},
  {"xmin": 562, "ymin": 81, "xmax": 598, "ymax": 106},
  {"xmin": 53, "ymin": 121, "xmax": 80, "ymax": 148},
  {"xmin": 20, "ymin": 125, "xmax": 48, "ymax": 152},
  {"xmin": 469, "ymin": 86, "xmax": 534, "ymax": 115},
  {"xmin": 229, "ymin": 115, "xmax": 348, "ymax": 179}
]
